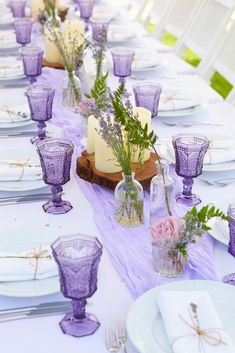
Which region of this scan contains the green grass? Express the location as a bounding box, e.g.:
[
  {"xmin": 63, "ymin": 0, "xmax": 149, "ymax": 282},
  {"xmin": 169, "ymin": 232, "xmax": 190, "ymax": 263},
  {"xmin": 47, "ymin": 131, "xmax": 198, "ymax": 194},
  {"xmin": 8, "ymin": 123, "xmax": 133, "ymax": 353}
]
[{"xmin": 210, "ymin": 71, "xmax": 233, "ymax": 99}]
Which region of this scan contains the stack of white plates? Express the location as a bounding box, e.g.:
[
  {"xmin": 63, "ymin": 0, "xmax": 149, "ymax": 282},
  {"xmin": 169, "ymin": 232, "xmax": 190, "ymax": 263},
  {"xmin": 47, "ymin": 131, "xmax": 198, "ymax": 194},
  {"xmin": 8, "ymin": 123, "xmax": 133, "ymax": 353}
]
[
  {"xmin": 0, "ymin": 30, "xmax": 19, "ymax": 50},
  {"xmin": 0, "ymin": 103, "xmax": 32, "ymax": 128}
]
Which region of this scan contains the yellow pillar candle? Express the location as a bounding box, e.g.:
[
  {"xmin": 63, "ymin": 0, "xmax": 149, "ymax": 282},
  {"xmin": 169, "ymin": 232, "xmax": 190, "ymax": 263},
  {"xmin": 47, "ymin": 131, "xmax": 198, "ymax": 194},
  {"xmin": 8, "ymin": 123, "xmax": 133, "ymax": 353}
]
[
  {"xmin": 87, "ymin": 115, "xmax": 99, "ymax": 154},
  {"xmin": 31, "ymin": 0, "xmax": 61, "ymax": 17},
  {"xmin": 63, "ymin": 19, "xmax": 84, "ymax": 54},
  {"xmin": 44, "ymin": 27, "xmax": 61, "ymax": 63},
  {"xmin": 31, "ymin": 0, "xmax": 44, "ymax": 17},
  {"xmin": 131, "ymin": 107, "xmax": 151, "ymax": 163},
  {"xmin": 95, "ymin": 133, "xmax": 122, "ymax": 174}
]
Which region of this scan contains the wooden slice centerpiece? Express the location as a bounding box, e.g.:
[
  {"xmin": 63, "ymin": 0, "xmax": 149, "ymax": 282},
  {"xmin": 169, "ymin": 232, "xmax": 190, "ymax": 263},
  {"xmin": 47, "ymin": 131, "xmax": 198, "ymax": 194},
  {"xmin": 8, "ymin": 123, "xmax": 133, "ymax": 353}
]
[{"xmin": 76, "ymin": 150, "xmax": 157, "ymax": 190}]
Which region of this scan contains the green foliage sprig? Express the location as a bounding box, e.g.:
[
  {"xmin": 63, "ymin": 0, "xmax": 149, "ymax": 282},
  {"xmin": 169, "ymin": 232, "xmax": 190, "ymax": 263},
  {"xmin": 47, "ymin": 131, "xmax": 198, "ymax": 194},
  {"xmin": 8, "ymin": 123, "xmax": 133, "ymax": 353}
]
[{"xmin": 176, "ymin": 205, "xmax": 228, "ymax": 259}]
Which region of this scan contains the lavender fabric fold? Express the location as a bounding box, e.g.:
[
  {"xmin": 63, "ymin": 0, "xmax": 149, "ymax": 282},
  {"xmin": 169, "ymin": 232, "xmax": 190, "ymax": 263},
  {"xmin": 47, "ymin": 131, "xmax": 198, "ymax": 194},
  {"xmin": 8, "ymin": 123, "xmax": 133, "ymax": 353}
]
[{"xmin": 38, "ymin": 68, "xmax": 218, "ymax": 299}]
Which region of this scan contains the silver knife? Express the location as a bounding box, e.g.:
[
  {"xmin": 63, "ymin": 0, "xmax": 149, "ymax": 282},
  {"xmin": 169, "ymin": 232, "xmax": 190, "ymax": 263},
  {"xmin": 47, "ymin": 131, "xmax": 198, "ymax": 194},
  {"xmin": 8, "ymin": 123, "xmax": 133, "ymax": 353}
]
[
  {"xmin": 0, "ymin": 193, "xmax": 51, "ymax": 202},
  {"xmin": 0, "ymin": 306, "xmax": 71, "ymax": 323},
  {"xmin": 0, "ymin": 131, "xmax": 37, "ymax": 138},
  {"xmin": 0, "ymin": 197, "xmax": 51, "ymax": 206},
  {"xmin": 0, "ymin": 301, "xmax": 71, "ymax": 316}
]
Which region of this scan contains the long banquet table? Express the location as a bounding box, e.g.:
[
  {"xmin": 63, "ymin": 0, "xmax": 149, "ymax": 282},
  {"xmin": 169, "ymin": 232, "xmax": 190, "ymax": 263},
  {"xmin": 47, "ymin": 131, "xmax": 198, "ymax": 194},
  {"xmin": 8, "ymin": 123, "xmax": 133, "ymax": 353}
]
[{"xmin": 0, "ymin": 10, "xmax": 235, "ymax": 353}]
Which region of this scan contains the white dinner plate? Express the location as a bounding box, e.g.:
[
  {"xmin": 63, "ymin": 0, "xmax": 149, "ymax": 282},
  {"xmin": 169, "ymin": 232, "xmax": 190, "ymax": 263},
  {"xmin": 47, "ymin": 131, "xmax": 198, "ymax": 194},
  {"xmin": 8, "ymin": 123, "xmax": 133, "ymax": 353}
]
[
  {"xmin": 0, "ymin": 227, "xmax": 62, "ymax": 297},
  {"xmin": 0, "ymin": 103, "xmax": 31, "ymax": 128},
  {"xmin": 207, "ymin": 199, "xmax": 231, "ymax": 246},
  {"xmin": 0, "ymin": 146, "xmax": 45, "ymax": 192},
  {"xmin": 158, "ymin": 104, "xmax": 205, "ymax": 117},
  {"xmin": 159, "ymin": 143, "xmax": 235, "ymax": 173},
  {"xmin": 127, "ymin": 280, "xmax": 235, "ymax": 353}
]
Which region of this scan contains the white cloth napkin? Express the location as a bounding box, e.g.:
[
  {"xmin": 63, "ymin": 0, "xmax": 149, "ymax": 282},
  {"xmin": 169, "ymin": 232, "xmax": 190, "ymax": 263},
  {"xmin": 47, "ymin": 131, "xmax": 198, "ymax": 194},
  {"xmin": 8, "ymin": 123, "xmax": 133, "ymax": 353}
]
[
  {"xmin": 157, "ymin": 290, "xmax": 235, "ymax": 353},
  {"xmin": 0, "ymin": 57, "xmax": 23, "ymax": 78},
  {"xmin": 0, "ymin": 246, "xmax": 58, "ymax": 281},
  {"xmin": 108, "ymin": 24, "xmax": 137, "ymax": 42},
  {"xmin": 0, "ymin": 12, "xmax": 13, "ymax": 25},
  {"xmin": 159, "ymin": 89, "xmax": 201, "ymax": 111},
  {"xmin": 0, "ymin": 30, "xmax": 17, "ymax": 49},
  {"xmin": 0, "ymin": 104, "xmax": 30, "ymax": 123},
  {"xmin": 132, "ymin": 49, "xmax": 161, "ymax": 70},
  {"xmin": 0, "ymin": 159, "xmax": 42, "ymax": 181},
  {"xmin": 204, "ymin": 139, "xmax": 235, "ymax": 165}
]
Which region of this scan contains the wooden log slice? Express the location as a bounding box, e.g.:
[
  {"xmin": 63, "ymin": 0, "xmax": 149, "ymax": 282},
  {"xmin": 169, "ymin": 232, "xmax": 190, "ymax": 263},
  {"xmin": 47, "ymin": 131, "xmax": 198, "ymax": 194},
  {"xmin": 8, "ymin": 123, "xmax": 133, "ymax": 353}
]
[{"xmin": 77, "ymin": 150, "xmax": 157, "ymax": 190}]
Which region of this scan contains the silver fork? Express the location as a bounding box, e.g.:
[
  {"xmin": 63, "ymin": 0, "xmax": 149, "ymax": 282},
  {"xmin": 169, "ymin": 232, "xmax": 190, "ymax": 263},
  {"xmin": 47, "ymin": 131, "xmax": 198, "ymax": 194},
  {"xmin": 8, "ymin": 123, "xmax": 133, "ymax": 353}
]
[
  {"xmin": 105, "ymin": 321, "xmax": 120, "ymax": 353},
  {"xmin": 116, "ymin": 317, "xmax": 128, "ymax": 353}
]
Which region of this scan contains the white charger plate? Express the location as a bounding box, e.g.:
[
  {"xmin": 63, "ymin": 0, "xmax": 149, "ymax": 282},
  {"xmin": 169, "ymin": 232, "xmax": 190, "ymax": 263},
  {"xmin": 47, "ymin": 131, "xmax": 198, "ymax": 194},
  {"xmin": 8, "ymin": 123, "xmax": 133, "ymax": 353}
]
[
  {"xmin": 127, "ymin": 280, "xmax": 235, "ymax": 353},
  {"xmin": 0, "ymin": 103, "xmax": 31, "ymax": 128},
  {"xmin": 159, "ymin": 143, "xmax": 235, "ymax": 173},
  {"xmin": 0, "ymin": 227, "xmax": 61, "ymax": 297},
  {"xmin": 0, "ymin": 146, "xmax": 45, "ymax": 192}
]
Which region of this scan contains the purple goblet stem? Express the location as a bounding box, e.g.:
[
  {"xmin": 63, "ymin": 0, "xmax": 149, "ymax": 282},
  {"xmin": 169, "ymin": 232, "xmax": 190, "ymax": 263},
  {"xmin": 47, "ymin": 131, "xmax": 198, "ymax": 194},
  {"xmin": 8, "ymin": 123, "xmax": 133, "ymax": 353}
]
[
  {"xmin": 228, "ymin": 219, "xmax": 235, "ymax": 256},
  {"xmin": 84, "ymin": 19, "xmax": 89, "ymax": 32},
  {"xmin": 72, "ymin": 299, "xmax": 86, "ymax": 320},
  {"xmin": 182, "ymin": 177, "xmax": 193, "ymax": 197},
  {"xmin": 30, "ymin": 77, "xmax": 37, "ymax": 84},
  {"xmin": 51, "ymin": 185, "xmax": 63, "ymax": 204},
  {"xmin": 37, "ymin": 121, "xmax": 46, "ymax": 140},
  {"xmin": 119, "ymin": 77, "xmax": 125, "ymax": 85}
]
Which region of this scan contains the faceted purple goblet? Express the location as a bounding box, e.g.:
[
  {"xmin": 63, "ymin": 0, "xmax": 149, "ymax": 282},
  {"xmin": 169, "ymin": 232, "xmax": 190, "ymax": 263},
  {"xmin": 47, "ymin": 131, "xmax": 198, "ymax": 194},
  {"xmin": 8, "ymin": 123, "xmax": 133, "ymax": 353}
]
[
  {"xmin": 20, "ymin": 46, "xmax": 43, "ymax": 84},
  {"xmin": 9, "ymin": 0, "xmax": 26, "ymax": 18},
  {"xmin": 25, "ymin": 84, "xmax": 55, "ymax": 144},
  {"xmin": 172, "ymin": 134, "xmax": 209, "ymax": 206},
  {"xmin": 111, "ymin": 47, "xmax": 134, "ymax": 84},
  {"xmin": 133, "ymin": 82, "xmax": 162, "ymax": 118},
  {"xmin": 37, "ymin": 138, "xmax": 74, "ymax": 215},
  {"xmin": 13, "ymin": 19, "xmax": 32, "ymax": 46},
  {"xmin": 90, "ymin": 17, "xmax": 110, "ymax": 43},
  {"xmin": 228, "ymin": 204, "xmax": 235, "ymax": 257},
  {"xmin": 51, "ymin": 234, "xmax": 103, "ymax": 337},
  {"xmin": 78, "ymin": 0, "xmax": 94, "ymax": 32}
]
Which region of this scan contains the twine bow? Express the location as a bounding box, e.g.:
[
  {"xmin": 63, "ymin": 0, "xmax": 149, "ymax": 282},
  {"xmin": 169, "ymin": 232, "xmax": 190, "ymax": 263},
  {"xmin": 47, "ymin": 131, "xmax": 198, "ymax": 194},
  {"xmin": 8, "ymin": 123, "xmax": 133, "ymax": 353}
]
[
  {"xmin": 2, "ymin": 105, "xmax": 20, "ymax": 121},
  {"xmin": 0, "ymin": 159, "xmax": 41, "ymax": 181},
  {"xmin": 171, "ymin": 303, "xmax": 227, "ymax": 353},
  {"xmin": 0, "ymin": 245, "xmax": 52, "ymax": 280}
]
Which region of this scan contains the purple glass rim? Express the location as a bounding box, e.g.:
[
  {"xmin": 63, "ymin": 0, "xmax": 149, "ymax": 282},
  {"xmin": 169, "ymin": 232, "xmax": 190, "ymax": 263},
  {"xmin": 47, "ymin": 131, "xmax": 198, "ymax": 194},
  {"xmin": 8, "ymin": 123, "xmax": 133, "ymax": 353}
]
[
  {"xmin": 228, "ymin": 203, "xmax": 235, "ymax": 222},
  {"xmin": 20, "ymin": 46, "xmax": 43, "ymax": 57},
  {"xmin": 111, "ymin": 47, "xmax": 135, "ymax": 57},
  {"xmin": 25, "ymin": 84, "xmax": 55, "ymax": 98},
  {"xmin": 133, "ymin": 82, "xmax": 162, "ymax": 94},
  {"xmin": 51, "ymin": 233, "xmax": 103, "ymax": 260},
  {"xmin": 9, "ymin": 0, "xmax": 26, "ymax": 4},
  {"xmin": 14, "ymin": 18, "xmax": 32, "ymax": 26},
  {"xmin": 90, "ymin": 17, "xmax": 110, "ymax": 25},
  {"xmin": 37, "ymin": 137, "xmax": 74, "ymax": 155},
  {"xmin": 172, "ymin": 133, "xmax": 209, "ymax": 148}
]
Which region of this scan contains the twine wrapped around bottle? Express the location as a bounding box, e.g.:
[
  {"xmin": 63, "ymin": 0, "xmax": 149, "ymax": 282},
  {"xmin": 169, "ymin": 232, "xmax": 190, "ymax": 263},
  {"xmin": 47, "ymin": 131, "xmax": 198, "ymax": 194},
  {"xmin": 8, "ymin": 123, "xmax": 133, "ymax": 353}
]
[
  {"xmin": 171, "ymin": 303, "xmax": 227, "ymax": 353},
  {"xmin": 0, "ymin": 245, "xmax": 52, "ymax": 280}
]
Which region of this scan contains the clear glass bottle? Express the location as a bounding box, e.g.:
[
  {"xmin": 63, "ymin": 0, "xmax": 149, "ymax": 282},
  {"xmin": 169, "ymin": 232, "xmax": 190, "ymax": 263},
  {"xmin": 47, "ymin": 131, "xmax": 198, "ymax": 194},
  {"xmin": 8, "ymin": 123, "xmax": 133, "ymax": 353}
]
[
  {"xmin": 62, "ymin": 70, "xmax": 82, "ymax": 109},
  {"xmin": 115, "ymin": 173, "xmax": 144, "ymax": 227},
  {"xmin": 150, "ymin": 161, "xmax": 174, "ymax": 226}
]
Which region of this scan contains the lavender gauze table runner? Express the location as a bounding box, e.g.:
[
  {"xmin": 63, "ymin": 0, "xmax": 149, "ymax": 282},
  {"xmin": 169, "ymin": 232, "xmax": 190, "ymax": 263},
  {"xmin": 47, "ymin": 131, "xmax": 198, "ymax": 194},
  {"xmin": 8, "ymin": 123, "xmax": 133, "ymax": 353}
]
[{"xmin": 38, "ymin": 68, "xmax": 217, "ymax": 299}]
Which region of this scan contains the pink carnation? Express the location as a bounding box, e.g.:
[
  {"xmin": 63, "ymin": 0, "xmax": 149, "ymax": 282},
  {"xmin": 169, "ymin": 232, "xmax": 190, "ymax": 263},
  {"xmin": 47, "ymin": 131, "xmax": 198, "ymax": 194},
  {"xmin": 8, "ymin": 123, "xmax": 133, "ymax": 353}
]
[{"xmin": 150, "ymin": 216, "xmax": 185, "ymax": 243}]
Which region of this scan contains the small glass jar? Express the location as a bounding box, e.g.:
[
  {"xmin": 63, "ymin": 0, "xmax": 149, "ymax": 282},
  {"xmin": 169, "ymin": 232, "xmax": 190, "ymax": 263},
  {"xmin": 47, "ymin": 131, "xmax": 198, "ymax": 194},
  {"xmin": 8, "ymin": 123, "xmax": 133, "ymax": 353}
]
[
  {"xmin": 152, "ymin": 242, "xmax": 186, "ymax": 277},
  {"xmin": 62, "ymin": 70, "xmax": 82, "ymax": 109},
  {"xmin": 150, "ymin": 160, "xmax": 174, "ymax": 226},
  {"xmin": 115, "ymin": 173, "xmax": 144, "ymax": 227}
]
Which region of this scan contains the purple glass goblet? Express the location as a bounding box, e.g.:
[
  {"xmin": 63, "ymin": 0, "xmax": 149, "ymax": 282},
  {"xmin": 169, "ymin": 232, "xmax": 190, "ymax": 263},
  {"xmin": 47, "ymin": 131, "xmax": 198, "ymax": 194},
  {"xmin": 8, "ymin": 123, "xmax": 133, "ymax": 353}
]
[
  {"xmin": 78, "ymin": 0, "xmax": 94, "ymax": 32},
  {"xmin": 228, "ymin": 204, "xmax": 235, "ymax": 257},
  {"xmin": 20, "ymin": 46, "xmax": 43, "ymax": 84},
  {"xmin": 13, "ymin": 18, "xmax": 32, "ymax": 46},
  {"xmin": 37, "ymin": 138, "xmax": 74, "ymax": 215},
  {"xmin": 26, "ymin": 84, "xmax": 55, "ymax": 144},
  {"xmin": 172, "ymin": 134, "xmax": 209, "ymax": 206},
  {"xmin": 111, "ymin": 47, "xmax": 134, "ymax": 84},
  {"xmin": 51, "ymin": 234, "xmax": 103, "ymax": 337},
  {"xmin": 90, "ymin": 17, "xmax": 110, "ymax": 43},
  {"xmin": 9, "ymin": 0, "xmax": 26, "ymax": 18},
  {"xmin": 133, "ymin": 82, "xmax": 162, "ymax": 118}
]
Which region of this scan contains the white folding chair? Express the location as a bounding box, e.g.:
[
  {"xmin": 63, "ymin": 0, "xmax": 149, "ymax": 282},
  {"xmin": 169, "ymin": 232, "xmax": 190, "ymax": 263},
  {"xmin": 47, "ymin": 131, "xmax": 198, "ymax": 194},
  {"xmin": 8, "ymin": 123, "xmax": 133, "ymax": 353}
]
[
  {"xmin": 201, "ymin": 20, "xmax": 235, "ymax": 102},
  {"xmin": 145, "ymin": 0, "xmax": 175, "ymax": 31},
  {"xmin": 154, "ymin": 0, "xmax": 205, "ymax": 44},
  {"xmin": 175, "ymin": 0, "xmax": 235, "ymax": 65}
]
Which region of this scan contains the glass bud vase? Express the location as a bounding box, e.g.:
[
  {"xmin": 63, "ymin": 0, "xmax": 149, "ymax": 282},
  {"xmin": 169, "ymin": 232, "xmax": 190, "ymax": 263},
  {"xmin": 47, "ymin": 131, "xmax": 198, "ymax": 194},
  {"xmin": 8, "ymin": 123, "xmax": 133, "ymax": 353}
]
[
  {"xmin": 150, "ymin": 161, "xmax": 174, "ymax": 226},
  {"xmin": 62, "ymin": 70, "xmax": 82, "ymax": 109},
  {"xmin": 115, "ymin": 173, "xmax": 144, "ymax": 227},
  {"xmin": 152, "ymin": 242, "xmax": 186, "ymax": 277}
]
